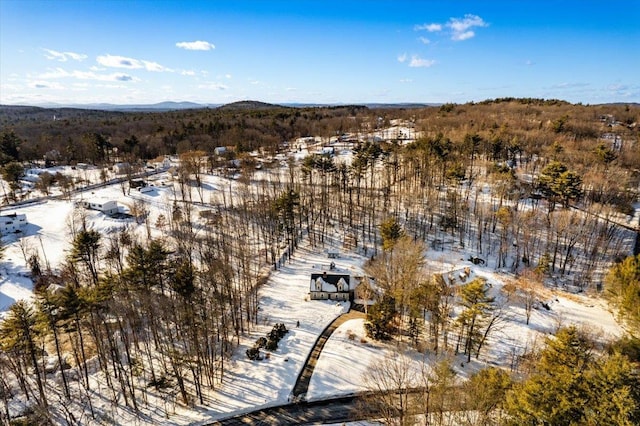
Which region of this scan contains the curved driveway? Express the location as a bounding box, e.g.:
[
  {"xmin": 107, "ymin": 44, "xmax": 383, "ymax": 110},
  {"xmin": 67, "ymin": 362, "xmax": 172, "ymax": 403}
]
[
  {"xmin": 291, "ymin": 309, "xmax": 365, "ymax": 402},
  {"xmin": 197, "ymin": 308, "xmax": 367, "ymax": 425}
]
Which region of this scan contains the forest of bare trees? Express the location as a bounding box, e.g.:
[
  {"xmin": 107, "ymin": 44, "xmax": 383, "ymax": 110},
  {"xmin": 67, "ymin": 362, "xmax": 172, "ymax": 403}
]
[{"xmin": 0, "ymin": 99, "xmax": 638, "ymax": 424}]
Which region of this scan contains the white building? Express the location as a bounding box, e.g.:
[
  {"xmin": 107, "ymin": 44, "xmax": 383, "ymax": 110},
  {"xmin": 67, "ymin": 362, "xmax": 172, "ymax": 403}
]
[
  {"xmin": 113, "ymin": 162, "xmax": 131, "ymax": 175},
  {"xmin": 0, "ymin": 212, "xmax": 28, "ymax": 235},
  {"xmin": 76, "ymin": 199, "xmax": 119, "ymax": 215}
]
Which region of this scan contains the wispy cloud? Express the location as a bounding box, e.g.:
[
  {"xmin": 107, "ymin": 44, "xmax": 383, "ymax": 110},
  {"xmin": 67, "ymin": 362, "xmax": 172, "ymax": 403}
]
[
  {"xmin": 31, "ymin": 81, "xmax": 64, "ymax": 89},
  {"xmin": 399, "ymin": 78, "xmax": 413, "ymax": 83},
  {"xmin": 181, "ymin": 70, "xmax": 196, "ymax": 76},
  {"xmin": 97, "ymin": 54, "xmax": 173, "ymax": 72},
  {"xmin": 607, "ymin": 83, "xmax": 628, "ymax": 92},
  {"xmin": 38, "ymin": 67, "xmax": 139, "ymax": 82},
  {"xmin": 447, "ymin": 14, "xmax": 488, "ymax": 41},
  {"xmin": 550, "ymin": 82, "xmax": 590, "ymax": 89},
  {"xmin": 409, "ymin": 55, "xmax": 436, "ymax": 68},
  {"xmin": 415, "ymin": 14, "xmax": 488, "ymax": 41},
  {"xmin": 397, "ymin": 53, "xmax": 408, "ymax": 63},
  {"xmin": 198, "ymin": 82, "xmax": 227, "ymax": 90},
  {"xmin": 176, "ymin": 40, "xmax": 215, "ymax": 51},
  {"xmin": 418, "ymin": 37, "xmax": 431, "ymax": 45},
  {"xmin": 42, "ymin": 48, "xmax": 87, "ymax": 62},
  {"xmin": 414, "ymin": 23, "xmax": 442, "ymax": 32}
]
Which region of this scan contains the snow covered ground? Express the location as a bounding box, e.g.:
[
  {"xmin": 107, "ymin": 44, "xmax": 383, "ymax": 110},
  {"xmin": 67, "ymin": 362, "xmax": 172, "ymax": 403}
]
[
  {"xmin": 0, "ymin": 157, "xmax": 631, "ymax": 425},
  {"xmin": 308, "ymin": 263, "xmax": 624, "ymax": 402}
]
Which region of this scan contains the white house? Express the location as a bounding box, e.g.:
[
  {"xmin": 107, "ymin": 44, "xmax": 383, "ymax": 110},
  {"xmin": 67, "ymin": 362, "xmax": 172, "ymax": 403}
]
[
  {"xmin": 214, "ymin": 146, "xmax": 227, "ymax": 156},
  {"xmin": 309, "ymin": 272, "xmax": 351, "ymax": 301},
  {"xmin": 76, "ymin": 199, "xmax": 119, "ymax": 215},
  {"xmin": 0, "ymin": 212, "xmax": 28, "ymax": 235},
  {"xmin": 113, "ymin": 162, "xmax": 131, "ymax": 175}
]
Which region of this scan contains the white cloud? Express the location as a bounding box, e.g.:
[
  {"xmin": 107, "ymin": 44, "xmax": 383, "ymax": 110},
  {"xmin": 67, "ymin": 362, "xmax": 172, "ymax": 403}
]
[
  {"xmin": 447, "ymin": 14, "xmax": 487, "ymax": 41},
  {"xmin": 409, "ymin": 55, "xmax": 436, "ymax": 68},
  {"xmin": 397, "ymin": 53, "xmax": 408, "ymax": 63},
  {"xmin": 414, "ymin": 23, "xmax": 442, "ymax": 32},
  {"xmin": 225, "ymin": 74, "xmax": 232, "ymax": 79},
  {"xmin": 42, "ymin": 48, "xmax": 87, "ymax": 62},
  {"xmin": 198, "ymin": 82, "xmax": 227, "ymax": 90},
  {"xmin": 31, "ymin": 81, "xmax": 64, "ymax": 89},
  {"xmin": 285, "ymin": 87, "xmax": 297, "ymax": 91},
  {"xmin": 399, "ymin": 78, "xmax": 413, "ymax": 83},
  {"xmin": 181, "ymin": 70, "xmax": 196, "ymax": 76},
  {"xmin": 176, "ymin": 40, "xmax": 215, "ymax": 51},
  {"xmin": 96, "ymin": 54, "xmax": 173, "ymax": 72},
  {"xmin": 418, "ymin": 37, "xmax": 431, "ymax": 45},
  {"xmin": 142, "ymin": 61, "xmax": 170, "ymax": 72},
  {"xmin": 452, "ymin": 31, "xmax": 475, "ymax": 41},
  {"xmin": 38, "ymin": 67, "xmax": 139, "ymax": 82}
]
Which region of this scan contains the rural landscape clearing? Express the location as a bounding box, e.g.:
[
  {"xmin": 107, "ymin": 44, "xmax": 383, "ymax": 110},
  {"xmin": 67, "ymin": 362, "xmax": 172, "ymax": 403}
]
[{"xmin": 1, "ymin": 1, "xmax": 639, "ymax": 425}]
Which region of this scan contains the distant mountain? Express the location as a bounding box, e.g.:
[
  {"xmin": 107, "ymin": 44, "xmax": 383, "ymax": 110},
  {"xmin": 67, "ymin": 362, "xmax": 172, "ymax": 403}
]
[
  {"xmin": 67, "ymin": 101, "xmax": 216, "ymax": 111},
  {"xmin": 2, "ymin": 100, "xmax": 444, "ymax": 112},
  {"xmin": 216, "ymin": 100, "xmax": 284, "ymax": 111}
]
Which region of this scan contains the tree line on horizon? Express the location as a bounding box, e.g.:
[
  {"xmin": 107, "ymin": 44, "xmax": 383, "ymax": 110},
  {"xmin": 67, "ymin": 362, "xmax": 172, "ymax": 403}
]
[{"xmin": 0, "ymin": 98, "xmax": 638, "ymax": 424}]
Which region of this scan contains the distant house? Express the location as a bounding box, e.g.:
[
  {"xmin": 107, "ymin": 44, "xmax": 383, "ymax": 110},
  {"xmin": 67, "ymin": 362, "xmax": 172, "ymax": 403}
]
[
  {"xmin": 129, "ymin": 178, "xmax": 146, "ymax": 189},
  {"xmin": 318, "ymin": 146, "xmax": 335, "ymax": 157},
  {"xmin": 113, "ymin": 162, "xmax": 131, "ymax": 175},
  {"xmin": 76, "ymin": 200, "xmax": 119, "ymax": 215},
  {"xmin": 0, "ymin": 212, "xmax": 27, "ymax": 235},
  {"xmin": 214, "ymin": 146, "xmax": 227, "ymax": 156},
  {"xmin": 309, "ymin": 272, "xmax": 351, "ymax": 301},
  {"xmin": 353, "ymin": 276, "xmax": 380, "ymax": 308},
  {"xmin": 150, "ymin": 156, "xmax": 172, "ymax": 170}
]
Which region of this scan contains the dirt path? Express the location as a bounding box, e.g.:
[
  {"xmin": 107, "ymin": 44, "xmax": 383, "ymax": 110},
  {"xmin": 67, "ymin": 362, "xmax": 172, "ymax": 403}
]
[{"xmin": 291, "ymin": 309, "xmax": 365, "ymax": 402}]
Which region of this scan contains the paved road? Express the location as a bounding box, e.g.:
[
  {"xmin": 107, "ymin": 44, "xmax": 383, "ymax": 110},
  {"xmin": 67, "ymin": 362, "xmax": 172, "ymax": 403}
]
[
  {"xmin": 291, "ymin": 309, "xmax": 365, "ymax": 402},
  {"xmin": 206, "ymin": 394, "xmax": 366, "ymax": 426},
  {"xmin": 203, "ymin": 388, "xmax": 428, "ymax": 425}
]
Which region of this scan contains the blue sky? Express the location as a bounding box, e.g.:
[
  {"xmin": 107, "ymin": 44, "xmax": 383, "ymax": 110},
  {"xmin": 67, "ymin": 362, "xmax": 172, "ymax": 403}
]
[{"xmin": 1, "ymin": 0, "xmax": 638, "ymax": 106}]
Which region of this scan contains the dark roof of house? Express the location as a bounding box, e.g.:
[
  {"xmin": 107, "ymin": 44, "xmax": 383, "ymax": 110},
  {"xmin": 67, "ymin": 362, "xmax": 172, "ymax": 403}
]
[{"xmin": 310, "ymin": 273, "xmax": 350, "ymax": 287}]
